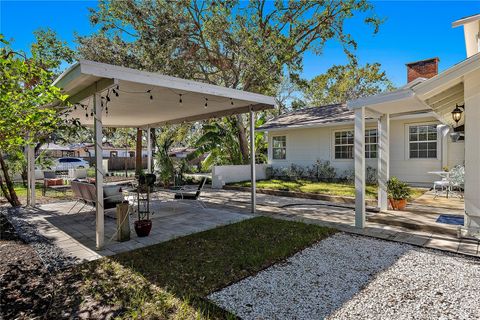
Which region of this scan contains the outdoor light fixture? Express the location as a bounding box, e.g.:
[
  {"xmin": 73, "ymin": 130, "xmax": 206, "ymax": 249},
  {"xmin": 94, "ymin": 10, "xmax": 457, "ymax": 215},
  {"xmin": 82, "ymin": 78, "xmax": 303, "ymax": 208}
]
[{"xmin": 451, "ymin": 103, "xmax": 464, "ymax": 125}]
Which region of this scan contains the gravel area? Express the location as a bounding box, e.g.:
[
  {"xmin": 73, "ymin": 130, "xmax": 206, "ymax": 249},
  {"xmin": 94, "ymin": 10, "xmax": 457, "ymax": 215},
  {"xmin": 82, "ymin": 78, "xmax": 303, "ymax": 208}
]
[
  {"xmin": 2, "ymin": 207, "xmax": 77, "ymax": 271},
  {"xmin": 209, "ymin": 232, "xmax": 480, "ymax": 320}
]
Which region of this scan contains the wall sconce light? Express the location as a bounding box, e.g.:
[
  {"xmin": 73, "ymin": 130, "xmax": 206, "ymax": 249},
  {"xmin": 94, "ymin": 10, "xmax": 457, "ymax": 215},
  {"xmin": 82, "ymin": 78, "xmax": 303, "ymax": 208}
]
[{"xmin": 451, "ymin": 103, "xmax": 464, "ymax": 125}]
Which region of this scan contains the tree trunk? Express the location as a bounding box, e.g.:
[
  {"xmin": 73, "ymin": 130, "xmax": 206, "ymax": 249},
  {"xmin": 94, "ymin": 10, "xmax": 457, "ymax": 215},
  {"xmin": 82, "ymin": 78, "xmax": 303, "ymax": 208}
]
[
  {"xmin": 235, "ymin": 114, "xmax": 249, "ymax": 164},
  {"xmin": 0, "ymin": 150, "xmax": 21, "ymax": 207},
  {"xmin": 136, "ymin": 128, "xmax": 143, "ymax": 175}
]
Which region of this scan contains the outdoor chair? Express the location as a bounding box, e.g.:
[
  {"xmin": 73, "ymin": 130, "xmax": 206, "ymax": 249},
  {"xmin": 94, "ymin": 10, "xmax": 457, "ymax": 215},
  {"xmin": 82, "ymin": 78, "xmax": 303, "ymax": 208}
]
[
  {"xmin": 449, "ymin": 165, "xmax": 465, "ymax": 198},
  {"xmin": 68, "ymin": 180, "xmax": 125, "ymax": 213},
  {"xmin": 172, "ymin": 177, "xmax": 208, "ymax": 209}
]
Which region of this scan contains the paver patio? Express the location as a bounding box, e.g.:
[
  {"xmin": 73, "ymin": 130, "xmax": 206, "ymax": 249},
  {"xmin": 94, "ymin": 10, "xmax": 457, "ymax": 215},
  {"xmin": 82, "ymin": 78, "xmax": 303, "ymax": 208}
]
[
  {"xmin": 24, "ymin": 197, "xmax": 252, "ymax": 262},
  {"xmin": 16, "ymin": 187, "xmax": 479, "ymax": 262},
  {"xmin": 199, "ymin": 188, "xmax": 479, "ymax": 257}
]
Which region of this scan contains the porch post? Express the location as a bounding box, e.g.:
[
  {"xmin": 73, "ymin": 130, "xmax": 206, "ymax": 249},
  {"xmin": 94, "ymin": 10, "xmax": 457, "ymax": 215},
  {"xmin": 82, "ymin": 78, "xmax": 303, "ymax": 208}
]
[
  {"xmin": 437, "ymin": 124, "xmax": 450, "ymax": 170},
  {"xmin": 147, "ymin": 126, "xmax": 152, "ymax": 173},
  {"xmin": 94, "ymin": 87, "xmax": 105, "ymax": 250},
  {"xmin": 378, "ymin": 114, "xmax": 389, "ymax": 211},
  {"xmin": 250, "ymin": 108, "xmax": 256, "ymax": 213},
  {"xmin": 464, "ymin": 71, "xmax": 480, "ymax": 233},
  {"xmin": 354, "ymin": 107, "xmax": 366, "ymax": 228},
  {"xmin": 26, "ymin": 142, "xmax": 35, "ymax": 206}
]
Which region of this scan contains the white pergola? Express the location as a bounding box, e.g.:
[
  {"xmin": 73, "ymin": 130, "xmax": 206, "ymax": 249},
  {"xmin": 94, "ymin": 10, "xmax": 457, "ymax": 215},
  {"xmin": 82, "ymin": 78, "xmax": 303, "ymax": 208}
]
[
  {"xmin": 27, "ymin": 59, "xmax": 275, "ymax": 250},
  {"xmin": 348, "ymin": 52, "xmax": 480, "ymax": 235}
]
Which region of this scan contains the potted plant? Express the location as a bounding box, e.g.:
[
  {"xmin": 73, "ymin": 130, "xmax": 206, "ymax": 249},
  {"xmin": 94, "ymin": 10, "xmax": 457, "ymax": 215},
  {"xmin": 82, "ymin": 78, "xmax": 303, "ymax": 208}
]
[
  {"xmin": 134, "ymin": 172, "xmax": 155, "ymax": 237},
  {"xmin": 387, "ymin": 177, "xmax": 412, "ymax": 210}
]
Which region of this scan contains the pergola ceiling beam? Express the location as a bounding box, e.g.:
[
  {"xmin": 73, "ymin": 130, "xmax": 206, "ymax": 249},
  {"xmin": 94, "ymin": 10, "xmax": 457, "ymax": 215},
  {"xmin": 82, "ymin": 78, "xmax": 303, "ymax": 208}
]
[
  {"xmin": 67, "ymin": 78, "xmax": 118, "ymax": 104},
  {"xmin": 146, "ymin": 103, "xmax": 272, "ymax": 128}
]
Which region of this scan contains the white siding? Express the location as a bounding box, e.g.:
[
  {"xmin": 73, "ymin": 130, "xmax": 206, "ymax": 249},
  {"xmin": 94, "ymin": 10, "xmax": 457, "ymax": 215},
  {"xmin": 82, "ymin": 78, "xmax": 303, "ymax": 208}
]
[{"xmin": 267, "ymin": 116, "xmax": 464, "ymax": 186}]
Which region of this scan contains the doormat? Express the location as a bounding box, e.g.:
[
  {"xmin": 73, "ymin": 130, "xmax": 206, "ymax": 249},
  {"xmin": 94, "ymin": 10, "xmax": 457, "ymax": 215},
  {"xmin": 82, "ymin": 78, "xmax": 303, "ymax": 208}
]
[{"xmin": 436, "ymin": 214, "xmax": 464, "ymax": 226}]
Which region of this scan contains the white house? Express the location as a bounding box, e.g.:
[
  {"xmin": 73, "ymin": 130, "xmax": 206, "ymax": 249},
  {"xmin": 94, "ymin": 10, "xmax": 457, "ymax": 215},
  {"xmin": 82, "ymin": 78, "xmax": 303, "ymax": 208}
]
[{"xmin": 259, "ymin": 58, "xmax": 465, "ymax": 187}]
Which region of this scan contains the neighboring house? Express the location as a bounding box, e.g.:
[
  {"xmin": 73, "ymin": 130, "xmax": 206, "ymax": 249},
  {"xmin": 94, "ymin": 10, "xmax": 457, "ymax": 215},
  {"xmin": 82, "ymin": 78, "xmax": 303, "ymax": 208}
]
[
  {"xmin": 41, "ymin": 142, "xmax": 150, "ymax": 159},
  {"xmin": 259, "ymin": 58, "xmax": 465, "ymax": 186}
]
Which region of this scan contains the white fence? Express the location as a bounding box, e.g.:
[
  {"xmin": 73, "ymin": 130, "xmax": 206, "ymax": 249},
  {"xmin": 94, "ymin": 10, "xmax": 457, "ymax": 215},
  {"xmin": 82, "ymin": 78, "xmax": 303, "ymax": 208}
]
[{"xmin": 212, "ymin": 164, "xmax": 267, "ymax": 189}]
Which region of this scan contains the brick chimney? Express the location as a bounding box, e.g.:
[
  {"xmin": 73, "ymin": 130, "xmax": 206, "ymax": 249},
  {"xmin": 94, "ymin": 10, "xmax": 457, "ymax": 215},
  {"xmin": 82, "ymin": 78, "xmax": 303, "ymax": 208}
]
[{"xmin": 406, "ymin": 57, "xmax": 440, "ymax": 83}]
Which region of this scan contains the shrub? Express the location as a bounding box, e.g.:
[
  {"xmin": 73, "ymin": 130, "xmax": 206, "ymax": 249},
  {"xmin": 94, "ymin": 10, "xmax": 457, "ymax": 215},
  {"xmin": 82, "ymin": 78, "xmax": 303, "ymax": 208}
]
[{"xmin": 313, "ymin": 160, "xmax": 336, "ymax": 182}]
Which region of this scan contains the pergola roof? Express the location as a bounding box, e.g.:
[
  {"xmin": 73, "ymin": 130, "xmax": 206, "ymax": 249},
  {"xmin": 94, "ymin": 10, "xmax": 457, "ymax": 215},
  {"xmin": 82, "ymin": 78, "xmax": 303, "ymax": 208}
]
[{"xmin": 53, "ymin": 60, "xmax": 275, "ymax": 128}]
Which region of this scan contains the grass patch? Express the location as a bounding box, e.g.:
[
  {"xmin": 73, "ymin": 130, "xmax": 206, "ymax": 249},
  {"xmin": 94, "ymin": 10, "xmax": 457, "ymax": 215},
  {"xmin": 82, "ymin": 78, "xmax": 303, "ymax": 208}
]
[
  {"xmin": 0, "ymin": 183, "xmax": 74, "ymax": 204},
  {"xmin": 71, "ymin": 217, "xmax": 335, "ymax": 319},
  {"xmin": 232, "ymin": 179, "xmax": 426, "ymax": 200}
]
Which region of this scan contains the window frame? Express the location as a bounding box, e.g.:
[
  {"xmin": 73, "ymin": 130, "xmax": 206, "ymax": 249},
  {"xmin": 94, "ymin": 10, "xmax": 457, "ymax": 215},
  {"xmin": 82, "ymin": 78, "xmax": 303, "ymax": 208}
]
[
  {"xmin": 332, "ymin": 128, "xmax": 378, "ymax": 160},
  {"xmin": 271, "ymin": 135, "xmax": 287, "ymax": 161},
  {"xmin": 406, "ymin": 123, "xmax": 439, "ymax": 160}
]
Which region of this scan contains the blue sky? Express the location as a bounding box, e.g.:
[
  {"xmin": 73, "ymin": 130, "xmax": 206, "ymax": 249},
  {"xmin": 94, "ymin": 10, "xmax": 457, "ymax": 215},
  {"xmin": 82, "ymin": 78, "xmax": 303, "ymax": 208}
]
[{"xmin": 1, "ymin": 1, "xmax": 479, "ymax": 86}]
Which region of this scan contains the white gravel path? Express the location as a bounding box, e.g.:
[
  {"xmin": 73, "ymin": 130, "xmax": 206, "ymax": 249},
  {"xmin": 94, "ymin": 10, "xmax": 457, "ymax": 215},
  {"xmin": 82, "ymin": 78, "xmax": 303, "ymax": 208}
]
[{"xmin": 209, "ymin": 233, "xmax": 480, "ymax": 320}]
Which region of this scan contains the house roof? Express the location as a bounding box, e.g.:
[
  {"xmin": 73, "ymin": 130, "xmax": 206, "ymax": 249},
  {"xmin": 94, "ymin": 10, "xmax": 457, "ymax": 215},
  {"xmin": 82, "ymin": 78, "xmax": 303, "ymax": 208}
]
[{"xmin": 257, "ymin": 103, "xmax": 355, "ymax": 131}]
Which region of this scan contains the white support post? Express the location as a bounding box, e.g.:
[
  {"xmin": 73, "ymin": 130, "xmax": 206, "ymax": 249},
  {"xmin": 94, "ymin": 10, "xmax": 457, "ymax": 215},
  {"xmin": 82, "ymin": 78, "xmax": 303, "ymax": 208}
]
[
  {"xmin": 464, "ymin": 70, "xmax": 480, "ymax": 233},
  {"xmin": 250, "ymin": 108, "xmax": 256, "ymax": 213},
  {"xmin": 25, "ymin": 141, "xmax": 35, "ymax": 207},
  {"xmin": 354, "ymin": 107, "xmax": 366, "ymax": 228},
  {"xmin": 147, "ymin": 126, "xmax": 152, "ymax": 173},
  {"xmin": 378, "ymin": 114, "xmax": 389, "ymax": 211},
  {"xmin": 94, "ymin": 88, "xmax": 104, "ymax": 250},
  {"xmin": 437, "ymin": 124, "xmax": 450, "ymax": 170}
]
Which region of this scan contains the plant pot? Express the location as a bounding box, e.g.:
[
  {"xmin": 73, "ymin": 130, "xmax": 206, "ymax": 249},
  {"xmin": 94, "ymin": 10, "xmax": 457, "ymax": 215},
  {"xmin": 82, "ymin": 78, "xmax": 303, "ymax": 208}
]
[
  {"xmin": 134, "ymin": 219, "xmax": 152, "ymax": 237},
  {"xmin": 389, "ymin": 198, "xmax": 407, "ymax": 211}
]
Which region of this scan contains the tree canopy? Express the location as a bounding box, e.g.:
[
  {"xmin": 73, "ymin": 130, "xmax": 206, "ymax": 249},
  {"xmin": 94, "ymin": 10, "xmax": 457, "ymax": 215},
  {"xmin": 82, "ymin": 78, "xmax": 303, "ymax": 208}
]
[
  {"xmin": 77, "ymin": 0, "xmax": 383, "ymax": 164},
  {"xmin": 301, "ymin": 62, "xmax": 395, "ymax": 106}
]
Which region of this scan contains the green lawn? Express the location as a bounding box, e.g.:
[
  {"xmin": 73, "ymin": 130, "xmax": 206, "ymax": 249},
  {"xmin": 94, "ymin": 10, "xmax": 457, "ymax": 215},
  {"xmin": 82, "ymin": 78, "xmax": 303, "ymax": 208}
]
[
  {"xmin": 69, "ymin": 217, "xmax": 335, "ymax": 319},
  {"xmin": 232, "ymin": 179, "xmax": 426, "ymax": 200},
  {"xmin": 0, "ymin": 183, "xmax": 74, "ymax": 204}
]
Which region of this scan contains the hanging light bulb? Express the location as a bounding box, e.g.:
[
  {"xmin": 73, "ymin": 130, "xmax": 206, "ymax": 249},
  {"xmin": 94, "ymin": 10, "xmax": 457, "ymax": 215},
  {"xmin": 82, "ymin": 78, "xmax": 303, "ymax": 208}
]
[
  {"xmin": 147, "ymin": 89, "xmax": 153, "ymax": 100},
  {"xmin": 74, "ymin": 105, "xmax": 77, "ymax": 110},
  {"xmin": 204, "ymin": 97, "xmax": 208, "ymax": 108},
  {"xmin": 106, "ymin": 95, "xmax": 111, "ymax": 102},
  {"xmin": 179, "ymin": 94, "xmax": 183, "ymax": 106},
  {"xmin": 230, "ymin": 98, "xmax": 234, "ymax": 106}
]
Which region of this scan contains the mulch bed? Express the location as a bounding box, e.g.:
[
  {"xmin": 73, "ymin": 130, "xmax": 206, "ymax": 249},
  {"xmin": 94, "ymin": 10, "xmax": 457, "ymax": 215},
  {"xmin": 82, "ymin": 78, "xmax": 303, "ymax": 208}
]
[{"xmin": 0, "ymin": 213, "xmax": 88, "ymax": 319}]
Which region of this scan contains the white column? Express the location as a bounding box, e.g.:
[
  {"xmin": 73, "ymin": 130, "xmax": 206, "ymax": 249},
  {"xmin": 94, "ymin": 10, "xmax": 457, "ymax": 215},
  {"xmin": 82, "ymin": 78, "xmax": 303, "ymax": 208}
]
[
  {"xmin": 147, "ymin": 126, "xmax": 152, "ymax": 173},
  {"xmin": 354, "ymin": 107, "xmax": 366, "ymax": 228},
  {"xmin": 464, "ymin": 70, "xmax": 480, "ymax": 232},
  {"xmin": 250, "ymin": 109, "xmax": 256, "ymax": 213},
  {"xmin": 377, "ymin": 114, "xmax": 389, "ymax": 211},
  {"xmin": 28, "ymin": 144, "xmax": 35, "ymax": 206},
  {"xmin": 94, "ymin": 89, "xmax": 104, "ymax": 250}
]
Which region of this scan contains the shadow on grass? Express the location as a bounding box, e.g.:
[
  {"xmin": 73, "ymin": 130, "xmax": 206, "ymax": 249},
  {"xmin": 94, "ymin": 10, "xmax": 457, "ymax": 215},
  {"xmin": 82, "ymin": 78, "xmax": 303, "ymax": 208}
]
[{"xmin": 77, "ymin": 216, "xmax": 336, "ymax": 319}]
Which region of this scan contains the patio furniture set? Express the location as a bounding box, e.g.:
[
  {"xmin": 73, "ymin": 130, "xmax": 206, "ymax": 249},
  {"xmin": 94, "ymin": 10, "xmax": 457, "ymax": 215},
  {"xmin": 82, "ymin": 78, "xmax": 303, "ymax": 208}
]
[{"xmin": 429, "ymin": 165, "xmax": 465, "ymax": 199}]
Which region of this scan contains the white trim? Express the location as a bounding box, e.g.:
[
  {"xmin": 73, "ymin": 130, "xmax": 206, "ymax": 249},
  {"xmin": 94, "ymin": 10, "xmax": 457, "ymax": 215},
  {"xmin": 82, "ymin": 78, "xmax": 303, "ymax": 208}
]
[
  {"xmin": 56, "ymin": 59, "xmax": 276, "ymax": 105},
  {"xmin": 452, "ymin": 14, "xmax": 480, "ymax": 27},
  {"xmin": 405, "ymin": 121, "xmax": 441, "ymax": 161}
]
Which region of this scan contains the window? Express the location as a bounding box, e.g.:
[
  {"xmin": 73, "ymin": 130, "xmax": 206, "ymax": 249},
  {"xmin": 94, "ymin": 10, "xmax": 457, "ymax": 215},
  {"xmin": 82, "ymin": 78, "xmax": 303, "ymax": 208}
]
[
  {"xmin": 365, "ymin": 129, "xmax": 378, "ymax": 159},
  {"xmin": 334, "ymin": 131, "xmax": 354, "ymax": 159},
  {"xmin": 272, "ymin": 136, "xmax": 286, "ymax": 160},
  {"xmin": 334, "ymin": 129, "xmax": 378, "ymax": 159},
  {"xmin": 409, "ymin": 124, "xmax": 437, "ymax": 159}
]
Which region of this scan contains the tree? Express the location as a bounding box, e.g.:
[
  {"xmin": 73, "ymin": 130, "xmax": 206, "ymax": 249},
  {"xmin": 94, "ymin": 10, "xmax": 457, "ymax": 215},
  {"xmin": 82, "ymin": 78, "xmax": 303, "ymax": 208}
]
[
  {"xmin": 302, "ymin": 62, "xmax": 395, "ymax": 106},
  {"xmin": 0, "ymin": 34, "xmax": 69, "ymax": 206},
  {"xmin": 77, "ymin": 0, "xmax": 382, "ymax": 163}
]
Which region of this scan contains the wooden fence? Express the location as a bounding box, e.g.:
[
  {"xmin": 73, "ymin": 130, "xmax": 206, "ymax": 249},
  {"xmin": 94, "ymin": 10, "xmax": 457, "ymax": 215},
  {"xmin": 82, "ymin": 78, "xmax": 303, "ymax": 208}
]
[{"xmin": 82, "ymin": 157, "xmax": 148, "ymax": 171}]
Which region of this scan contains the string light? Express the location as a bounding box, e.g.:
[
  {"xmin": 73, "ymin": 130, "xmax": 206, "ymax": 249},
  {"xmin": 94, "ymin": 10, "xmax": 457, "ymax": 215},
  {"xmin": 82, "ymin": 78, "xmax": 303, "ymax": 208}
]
[
  {"xmin": 230, "ymin": 98, "xmax": 234, "ymax": 106},
  {"xmin": 147, "ymin": 89, "xmax": 153, "ymax": 100},
  {"xmin": 179, "ymin": 94, "xmax": 183, "ymax": 106},
  {"xmin": 204, "ymin": 97, "xmax": 208, "ymax": 108}
]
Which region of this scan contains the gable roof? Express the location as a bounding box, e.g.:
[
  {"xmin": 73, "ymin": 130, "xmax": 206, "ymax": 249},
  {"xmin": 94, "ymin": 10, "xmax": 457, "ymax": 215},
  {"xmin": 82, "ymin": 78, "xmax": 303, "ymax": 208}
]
[{"xmin": 258, "ymin": 103, "xmax": 355, "ymax": 131}]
